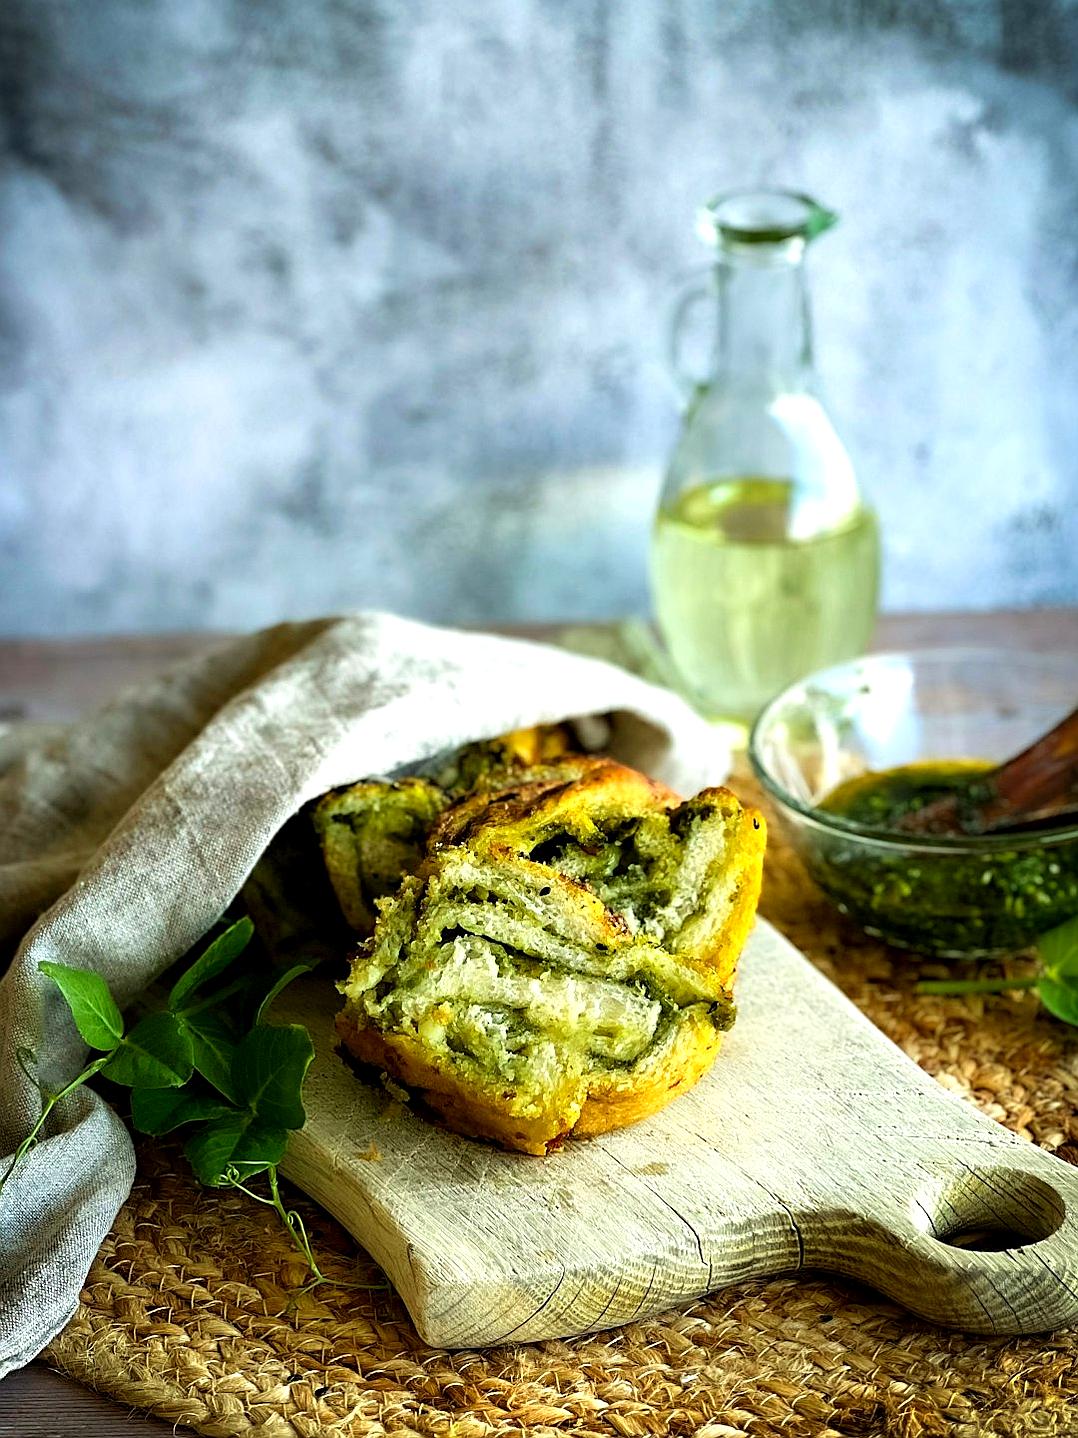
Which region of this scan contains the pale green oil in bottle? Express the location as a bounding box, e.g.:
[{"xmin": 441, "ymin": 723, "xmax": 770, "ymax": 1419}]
[{"xmin": 651, "ymin": 476, "xmax": 880, "ymax": 723}]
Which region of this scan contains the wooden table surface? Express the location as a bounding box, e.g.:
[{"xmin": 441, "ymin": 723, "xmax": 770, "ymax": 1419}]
[{"xmin": 0, "ymin": 608, "xmax": 1074, "ymax": 1436}]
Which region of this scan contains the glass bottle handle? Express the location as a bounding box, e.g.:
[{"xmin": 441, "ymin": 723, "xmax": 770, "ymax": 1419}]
[{"xmin": 667, "ymin": 269, "xmax": 716, "ymax": 407}]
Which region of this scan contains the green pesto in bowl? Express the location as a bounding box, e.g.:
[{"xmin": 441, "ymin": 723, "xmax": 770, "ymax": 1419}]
[{"xmin": 805, "ymin": 760, "xmax": 1078, "ymax": 957}]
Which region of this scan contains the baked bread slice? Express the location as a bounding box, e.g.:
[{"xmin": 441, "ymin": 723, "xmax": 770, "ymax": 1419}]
[
  {"xmin": 335, "ymin": 756, "xmax": 765, "ymax": 1154},
  {"xmin": 433, "ymin": 723, "xmax": 578, "ymax": 794},
  {"xmin": 313, "ymin": 777, "xmax": 449, "ymax": 933},
  {"xmin": 313, "ymin": 725, "xmax": 577, "ymax": 935}
]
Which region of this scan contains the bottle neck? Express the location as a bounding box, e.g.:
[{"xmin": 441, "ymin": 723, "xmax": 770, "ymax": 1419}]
[{"xmin": 715, "ymin": 245, "xmax": 812, "ymax": 388}]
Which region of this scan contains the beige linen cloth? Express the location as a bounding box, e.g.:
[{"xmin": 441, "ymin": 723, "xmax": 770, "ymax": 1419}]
[{"xmin": 0, "ymin": 613, "xmax": 728, "ymax": 1379}]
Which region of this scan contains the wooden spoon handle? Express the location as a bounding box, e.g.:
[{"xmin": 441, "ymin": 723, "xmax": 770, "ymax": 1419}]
[
  {"xmin": 900, "ymin": 705, "xmax": 1078, "ymax": 835},
  {"xmin": 985, "ymin": 704, "xmax": 1078, "ymax": 828}
]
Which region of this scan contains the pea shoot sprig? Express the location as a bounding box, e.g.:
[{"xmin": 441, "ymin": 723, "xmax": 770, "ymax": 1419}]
[
  {"xmin": 0, "ymin": 919, "xmax": 346, "ymax": 1289},
  {"xmin": 916, "ymin": 914, "xmax": 1078, "ymax": 1026}
]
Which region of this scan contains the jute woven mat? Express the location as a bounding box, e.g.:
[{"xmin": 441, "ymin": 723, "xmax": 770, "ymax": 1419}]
[{"xmin": 43, "ymin": 775, "xmax": 1078, "ymax": 1438}]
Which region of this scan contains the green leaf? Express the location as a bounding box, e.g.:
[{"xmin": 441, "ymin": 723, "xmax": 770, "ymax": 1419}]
[
  {"xmin": 102, "ymin": 1012, "xmax": 194, "ymax": 1087},
  {"xmin": 180, "ymin": 1009, "xmax": 239, "ymax": 1102},
  {"xmin": 184, "ymin": 1112, "xmax": 252, "ymax": 1185},
  {"xmin": 254, "ymin": 963, "xmax": 314, "ymax": 1026},
  {"xmin": 130, "ymin": 1086, "xmax": 237, "ymax": 1136},
  {"xmin": 38, "ymin": 962, "xmax": 124, "ymax": 1052},
  {"xmin": 168, "ymin": 918, "xmax": 254, "ymax": 1010},
  {"xmin": 229, "ymin": 1121, "xmax": 289, "ymax": 1179},
  {"xmin": 1038, "ymin": 914, "xmax": 1078, "ymax": 982},
  {"xmin": 232, "ymin": 1025, "xmax": 313, "ymax": 1130},
  {"xmin": 183, "ymin": 1113, "xmax": 288, "ymax": 1186},
  {"xmin": 1036, "ymin": 975, "xmax": 1078, "ymax": 1028}
]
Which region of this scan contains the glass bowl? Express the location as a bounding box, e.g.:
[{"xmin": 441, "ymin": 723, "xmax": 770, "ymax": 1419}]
[{"xmin": 749, "ymin": 648, "xmax": 1078, "ymax": 958}]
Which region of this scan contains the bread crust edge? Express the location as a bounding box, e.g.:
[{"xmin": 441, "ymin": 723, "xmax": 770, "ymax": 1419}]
[{"xmin": 335, "ymin": 1005, "xmax": 726, "ymax": 1157}]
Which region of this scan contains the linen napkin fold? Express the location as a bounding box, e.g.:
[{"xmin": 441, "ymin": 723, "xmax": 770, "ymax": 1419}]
[{"xmin": 0, "ymin": 613, "xmax": 728, "ymax": 1378}]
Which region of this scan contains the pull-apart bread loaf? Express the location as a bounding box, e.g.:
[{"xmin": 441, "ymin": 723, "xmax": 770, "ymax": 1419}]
[{"xmin": 320, "ymin": 746, "xmax": 765, "ymax": 1155}]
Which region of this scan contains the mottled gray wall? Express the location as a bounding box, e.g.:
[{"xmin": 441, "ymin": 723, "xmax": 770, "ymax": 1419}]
[{"xmin": 2, "ymin": 1, "xmax": 1077, "ymax": 635}]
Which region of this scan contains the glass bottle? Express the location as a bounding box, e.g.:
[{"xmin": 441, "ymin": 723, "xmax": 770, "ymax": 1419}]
[{"xmin": 650, "ymin": 189, "xmax": 880, "ymax": 725}]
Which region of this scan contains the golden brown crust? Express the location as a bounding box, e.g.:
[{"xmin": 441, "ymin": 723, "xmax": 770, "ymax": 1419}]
[
  {"xmin": 571, "ymin": 1009, "xmax": 725, "ymax": 1138},
  {"xmin": 335, "ymin": 1003, "xmax": 726, "ymax": 1156},
  {"xmin": 335, "ymin": 1012, "xmax": 582, "ymax": 1156},
  {"xmin": 429, "ymin": 756, "xmax": 679, "ymax": 855},
  {"xmin": 488, "ymin": 723, "xmax": 579, "ymax": 770}
]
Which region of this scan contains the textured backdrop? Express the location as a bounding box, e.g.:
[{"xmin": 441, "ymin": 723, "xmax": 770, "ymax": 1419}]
[{"xmin": 1, "ymin": 1, "xmax": 1077, "ymax": 634}]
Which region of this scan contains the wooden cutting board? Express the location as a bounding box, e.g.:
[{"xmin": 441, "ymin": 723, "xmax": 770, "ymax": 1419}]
[{"xmin": 278, "ymin": 920, "xmax": 1078, "ymax": 1348}]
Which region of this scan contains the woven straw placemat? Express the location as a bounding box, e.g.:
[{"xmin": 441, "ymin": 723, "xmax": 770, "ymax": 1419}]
[{"xmin": 43, "ymin": 775, "xmax": 1078, "ymax": 1438}]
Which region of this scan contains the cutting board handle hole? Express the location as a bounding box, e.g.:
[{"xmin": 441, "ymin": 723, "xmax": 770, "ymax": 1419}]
[
  {"xmin": 925, "ymin": 1167, "xmax": 1064, "ymax": 1252},
  {"xmin": 937, "ymin": 1225, "xmax": 1031, "ymax": 1252}
]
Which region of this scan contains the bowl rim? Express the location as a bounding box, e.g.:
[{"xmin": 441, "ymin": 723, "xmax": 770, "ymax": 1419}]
[{"xmin": 748, "ymin": 645, "xmax": 1078, "ymax": 852}]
